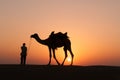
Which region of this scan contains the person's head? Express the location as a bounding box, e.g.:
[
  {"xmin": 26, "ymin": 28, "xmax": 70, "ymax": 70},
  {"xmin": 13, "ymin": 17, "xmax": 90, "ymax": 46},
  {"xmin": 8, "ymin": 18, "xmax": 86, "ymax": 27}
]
[{"xmin": 23, "ymin": 43, "xmax": 26, "ymax": 46}]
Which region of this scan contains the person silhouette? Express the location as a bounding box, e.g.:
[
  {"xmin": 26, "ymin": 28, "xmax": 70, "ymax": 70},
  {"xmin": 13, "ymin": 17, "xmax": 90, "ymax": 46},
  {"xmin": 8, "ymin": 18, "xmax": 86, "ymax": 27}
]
[{"xmin": 20, "ymin": 43, "xmax": 27, "ymax": 65}]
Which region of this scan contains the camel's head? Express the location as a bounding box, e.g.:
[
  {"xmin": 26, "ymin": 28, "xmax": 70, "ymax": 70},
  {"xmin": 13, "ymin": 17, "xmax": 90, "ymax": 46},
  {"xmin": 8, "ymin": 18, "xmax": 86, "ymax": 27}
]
[{"xmin": 30, "ymin": 33, "xmax": 38, "ymax": 38}]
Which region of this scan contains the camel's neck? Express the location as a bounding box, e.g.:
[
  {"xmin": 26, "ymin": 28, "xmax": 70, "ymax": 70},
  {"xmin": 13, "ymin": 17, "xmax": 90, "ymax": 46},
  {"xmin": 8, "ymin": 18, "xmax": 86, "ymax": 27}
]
[{"xmin": 33, "ymin": 36, "xmax": 47, "ymax": 45}]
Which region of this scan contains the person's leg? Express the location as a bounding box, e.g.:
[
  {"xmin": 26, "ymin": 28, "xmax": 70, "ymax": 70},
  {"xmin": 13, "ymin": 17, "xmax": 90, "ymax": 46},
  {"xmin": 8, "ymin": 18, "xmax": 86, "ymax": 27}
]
[
  {"xmin": 23, "ymin": 56, "xmax": 26, "ymax": 65},
  {"xmin": 21, "ymin": 56, "xmax": 23, "ymax": 64}
]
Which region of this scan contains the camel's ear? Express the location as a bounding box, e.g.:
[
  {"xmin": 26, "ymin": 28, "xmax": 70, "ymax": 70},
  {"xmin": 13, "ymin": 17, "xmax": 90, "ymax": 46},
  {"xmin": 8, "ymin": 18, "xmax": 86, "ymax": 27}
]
[
  {"xmin": 51, "ymin": 31, "xmax": 54, "ymax": 35},
  {"xmin": 64, "ymin": 32, "xmax": 67, "ymax": 35}
]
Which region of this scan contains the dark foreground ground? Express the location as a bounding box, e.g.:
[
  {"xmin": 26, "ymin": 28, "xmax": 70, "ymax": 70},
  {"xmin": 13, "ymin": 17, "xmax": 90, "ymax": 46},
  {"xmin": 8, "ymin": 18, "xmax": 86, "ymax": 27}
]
[{"xmin": 0, "ymin": 64, "xmax": 120, "ymax": 80}]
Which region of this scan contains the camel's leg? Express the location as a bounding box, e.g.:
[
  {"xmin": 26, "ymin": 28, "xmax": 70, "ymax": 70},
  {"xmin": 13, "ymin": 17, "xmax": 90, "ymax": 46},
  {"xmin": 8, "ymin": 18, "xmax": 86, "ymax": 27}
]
[
  {"xmin": 69, "ymin": 48, "xmax": 74, "ymax": 65},
  {"xmin": 48, "ymin": 47, "xmax": 52, "ymax": 65},
  {"xmin": 53, "ymin": 49, "xmax": 60, "ymax": 65},
  {"xmin": 61, "ymin": 47, "xmax": 67, "ymax": 65}
]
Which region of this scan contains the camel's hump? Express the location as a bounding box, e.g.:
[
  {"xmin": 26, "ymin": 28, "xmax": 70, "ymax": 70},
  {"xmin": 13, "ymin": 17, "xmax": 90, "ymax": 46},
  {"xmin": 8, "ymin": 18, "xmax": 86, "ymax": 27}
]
[
  {"xmin": 49, "ymin": 31, "xmax": 69, "ymax": 39},
  {"xmin": 55, "ymin": 32, "xmax": 69, "ymax": 38}
]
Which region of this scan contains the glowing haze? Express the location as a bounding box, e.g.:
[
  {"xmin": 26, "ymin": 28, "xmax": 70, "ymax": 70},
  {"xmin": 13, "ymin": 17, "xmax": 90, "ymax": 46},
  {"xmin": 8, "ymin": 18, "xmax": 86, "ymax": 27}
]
[{"xmin": 0, "ymin": 0, "xmax": 120, "ymax": 66}]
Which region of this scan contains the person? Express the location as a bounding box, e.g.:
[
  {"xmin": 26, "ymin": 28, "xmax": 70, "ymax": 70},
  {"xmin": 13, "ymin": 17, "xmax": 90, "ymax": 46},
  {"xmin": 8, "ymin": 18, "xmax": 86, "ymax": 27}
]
[{"xmin": 20, "ymin": 43, "xmax": 27, "ymax": 65}]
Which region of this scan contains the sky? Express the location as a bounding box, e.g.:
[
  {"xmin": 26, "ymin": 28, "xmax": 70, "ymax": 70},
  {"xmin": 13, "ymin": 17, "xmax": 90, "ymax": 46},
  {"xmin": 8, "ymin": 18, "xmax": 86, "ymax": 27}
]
[{"xmin": 0, "ymin": 0, "xmax": 120, "ymax": 66}]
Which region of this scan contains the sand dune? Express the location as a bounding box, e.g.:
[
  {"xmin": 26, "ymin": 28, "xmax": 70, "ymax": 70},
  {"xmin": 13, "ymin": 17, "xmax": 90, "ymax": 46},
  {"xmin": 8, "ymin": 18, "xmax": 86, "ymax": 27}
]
[{"xmin": 0, "ymin": 64, "xmax": 120, "ymax": 80}]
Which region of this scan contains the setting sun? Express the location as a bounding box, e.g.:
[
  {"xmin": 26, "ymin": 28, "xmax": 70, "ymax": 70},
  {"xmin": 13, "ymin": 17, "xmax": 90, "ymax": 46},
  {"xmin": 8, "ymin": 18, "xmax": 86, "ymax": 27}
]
[{"xmin": 67, "ymin": 57, "xmax": 71, "ymax": 62}]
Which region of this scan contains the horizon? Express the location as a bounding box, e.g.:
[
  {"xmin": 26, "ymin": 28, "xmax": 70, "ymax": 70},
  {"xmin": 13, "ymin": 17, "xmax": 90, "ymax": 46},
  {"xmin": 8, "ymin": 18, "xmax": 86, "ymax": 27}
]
[
  {"xmin": 0, "ymin": 63, "xmax": 120, "ymax": 67},
  {"xmin": 0, "ymin": 0, "xmax": 120, "ymax": 66}
]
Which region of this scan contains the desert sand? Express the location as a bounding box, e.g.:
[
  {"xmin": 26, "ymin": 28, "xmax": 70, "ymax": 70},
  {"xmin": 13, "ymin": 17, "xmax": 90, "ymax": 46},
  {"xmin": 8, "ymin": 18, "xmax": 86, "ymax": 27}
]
[{"xmin": 0, "ymin": 64, "xmax": 120, "ymax": 80}]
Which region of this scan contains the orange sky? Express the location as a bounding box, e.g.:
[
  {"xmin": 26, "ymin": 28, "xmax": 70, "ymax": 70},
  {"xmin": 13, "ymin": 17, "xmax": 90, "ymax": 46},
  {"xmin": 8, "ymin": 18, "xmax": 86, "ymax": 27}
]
[{"xmin": 0, "ymin": 0, "xmax": 120, "ymax": 66}]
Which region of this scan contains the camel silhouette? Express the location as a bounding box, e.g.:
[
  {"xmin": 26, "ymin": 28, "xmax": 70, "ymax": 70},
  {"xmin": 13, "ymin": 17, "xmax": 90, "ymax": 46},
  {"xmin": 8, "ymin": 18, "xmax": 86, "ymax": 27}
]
[{"xmin": 30, "ymin": 31, "xmax": 74, "ymax": 65}]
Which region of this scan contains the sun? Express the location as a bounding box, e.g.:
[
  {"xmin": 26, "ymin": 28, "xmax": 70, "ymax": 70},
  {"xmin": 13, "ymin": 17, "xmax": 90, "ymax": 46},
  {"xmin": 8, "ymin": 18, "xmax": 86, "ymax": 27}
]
[{"xmin": 67, "ymin": 57, "xmax": 71, "ymax": 62}]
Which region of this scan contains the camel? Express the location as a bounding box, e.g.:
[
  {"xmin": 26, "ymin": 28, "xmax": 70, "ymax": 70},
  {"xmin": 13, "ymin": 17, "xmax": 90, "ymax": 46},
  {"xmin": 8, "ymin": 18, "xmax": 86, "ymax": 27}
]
[{"xmin": 30, "ymin": 31, "xmax": 74, "ymax": 65}]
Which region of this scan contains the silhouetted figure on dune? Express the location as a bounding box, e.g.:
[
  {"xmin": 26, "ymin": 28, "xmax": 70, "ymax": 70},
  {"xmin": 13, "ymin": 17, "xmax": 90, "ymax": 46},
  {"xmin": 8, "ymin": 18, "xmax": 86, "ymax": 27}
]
[
  {"xmin": 30, "ymin": 31, "xmax": 74, "ymax": 65},
  {"xmin": 20, "ymin": 43, "xmax": 27, "ymax": 65}
]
